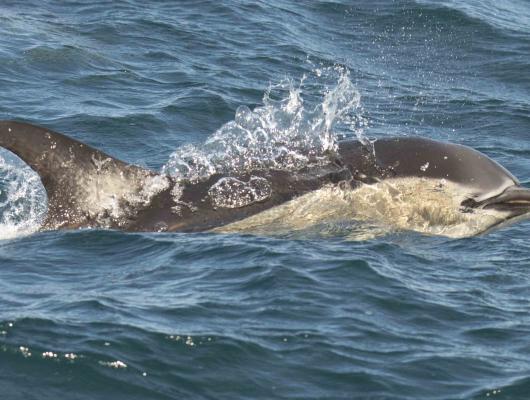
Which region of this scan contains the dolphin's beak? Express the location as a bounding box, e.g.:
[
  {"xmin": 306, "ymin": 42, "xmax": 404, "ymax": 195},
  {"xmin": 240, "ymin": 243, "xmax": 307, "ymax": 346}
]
[{"xmin": 481, "ymin": 186, "xmax": 530, "ymax": 214}]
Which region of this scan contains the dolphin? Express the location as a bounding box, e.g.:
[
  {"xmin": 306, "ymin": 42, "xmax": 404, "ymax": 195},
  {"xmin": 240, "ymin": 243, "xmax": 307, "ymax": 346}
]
[{"xmin": 0, "ymin": 120, "xmax": 528, "ymax": 236}]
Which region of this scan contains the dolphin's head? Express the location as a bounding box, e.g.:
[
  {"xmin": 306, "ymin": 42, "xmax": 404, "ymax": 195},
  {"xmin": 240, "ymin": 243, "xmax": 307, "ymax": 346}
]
[{"xmin": 337, "ymin": 137, "xmax": 530, "ymax": 233}]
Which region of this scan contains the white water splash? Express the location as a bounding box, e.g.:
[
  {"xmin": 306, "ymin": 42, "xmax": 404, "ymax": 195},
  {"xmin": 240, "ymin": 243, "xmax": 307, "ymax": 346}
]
[
  {"xmin": 163, "ymin": 66, "xmax": 366, "ymax": 182},
  {"xmin": 208, "ymin": 176, "xmax": 272, "ymax": 209},
  {"xmin": 0, "ymin": 150, "xmax": 47, "ymax": 240}
]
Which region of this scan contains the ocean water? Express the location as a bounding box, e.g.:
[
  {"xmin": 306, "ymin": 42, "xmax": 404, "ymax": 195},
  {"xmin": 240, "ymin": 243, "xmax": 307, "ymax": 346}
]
[{"xmin": 0, "ymin": 0, "xmax": 529, "ymax": 399}]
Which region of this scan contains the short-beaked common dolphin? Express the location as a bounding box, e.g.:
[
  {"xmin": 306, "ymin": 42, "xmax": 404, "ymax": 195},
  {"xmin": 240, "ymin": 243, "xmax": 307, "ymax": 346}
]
[{"xmin": 0, "ymin": 120, "xmax": 528, "ymax": 236}]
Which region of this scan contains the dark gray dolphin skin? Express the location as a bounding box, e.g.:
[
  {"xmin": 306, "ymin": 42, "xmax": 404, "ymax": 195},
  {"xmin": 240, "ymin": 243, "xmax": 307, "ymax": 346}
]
[{"xmin": 0, "ymin": 120, "xmax": 528, "ymax": 233}]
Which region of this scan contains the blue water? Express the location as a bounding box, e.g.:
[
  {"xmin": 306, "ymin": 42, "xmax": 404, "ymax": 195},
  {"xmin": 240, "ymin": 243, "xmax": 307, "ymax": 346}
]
[{"xmin": 0, "ymin": 1, "xmax": 529, "ymax": 399}]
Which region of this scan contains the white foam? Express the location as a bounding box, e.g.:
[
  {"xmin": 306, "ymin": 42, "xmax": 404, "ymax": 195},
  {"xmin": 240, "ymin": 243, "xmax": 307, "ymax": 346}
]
[
  {"xmin": 0, "ymin": 150, "xmax": 47, "ymax": 240},
  {"xmin": 208, "ymin": 176, "xmax": 272, "ymax": 209}
]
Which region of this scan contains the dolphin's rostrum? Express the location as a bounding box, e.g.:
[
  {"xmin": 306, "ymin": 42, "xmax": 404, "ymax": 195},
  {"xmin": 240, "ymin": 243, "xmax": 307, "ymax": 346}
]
[{"xmin": 0, "ymin": 120, "xmax": 528, "ymax": 236}]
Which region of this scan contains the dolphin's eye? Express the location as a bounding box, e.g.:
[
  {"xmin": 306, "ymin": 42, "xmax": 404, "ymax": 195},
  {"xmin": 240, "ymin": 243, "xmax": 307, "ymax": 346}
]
[{"xmin": 460, "ymin": 198, "xmax": 479, "ymax": 210}]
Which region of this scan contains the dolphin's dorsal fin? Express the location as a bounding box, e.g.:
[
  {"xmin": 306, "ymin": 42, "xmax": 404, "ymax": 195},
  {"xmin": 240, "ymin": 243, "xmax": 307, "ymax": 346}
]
[{"xmin": 0, "ymin": 121, "xmax": 160, "ymax": 229}]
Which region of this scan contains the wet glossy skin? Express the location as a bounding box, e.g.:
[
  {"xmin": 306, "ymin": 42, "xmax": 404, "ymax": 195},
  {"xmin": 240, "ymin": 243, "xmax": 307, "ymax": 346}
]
[
  {"xmin": 338, "ymin": 137, "xmax": 518, "ymax": 201},
  {"xmin": 0, "ymin": 121, "xmax": 528, "ymax": 233}
]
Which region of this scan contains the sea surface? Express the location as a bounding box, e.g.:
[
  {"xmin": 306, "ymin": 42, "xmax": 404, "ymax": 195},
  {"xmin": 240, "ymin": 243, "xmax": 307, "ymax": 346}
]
[{"xmin": 0, "ymin": 1, "xmax": 529, "ymax": 399}]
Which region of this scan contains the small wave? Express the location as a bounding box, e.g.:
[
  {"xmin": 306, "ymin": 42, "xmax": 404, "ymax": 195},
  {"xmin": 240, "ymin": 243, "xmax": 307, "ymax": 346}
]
[{"xmin": 417, "ymin": 0, "xmax": 530, "ymax": 35}]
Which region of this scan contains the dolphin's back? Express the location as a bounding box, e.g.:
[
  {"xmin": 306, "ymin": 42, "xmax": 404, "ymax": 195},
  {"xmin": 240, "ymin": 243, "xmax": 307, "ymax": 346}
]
[{"xmin": 0, "ymin": 121, "xmax": 350, "ymax": 232}]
